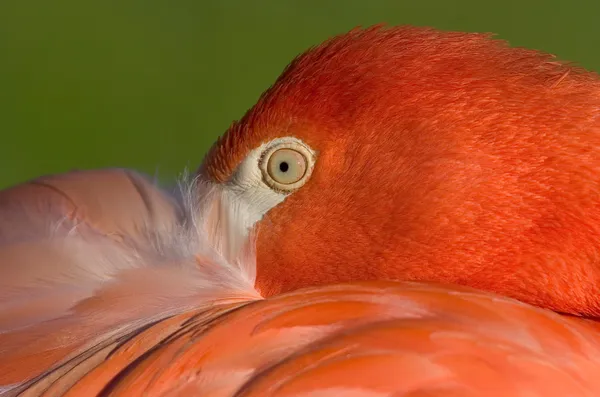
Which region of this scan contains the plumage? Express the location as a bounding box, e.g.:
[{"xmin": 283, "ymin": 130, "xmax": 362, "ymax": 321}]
[
  {"xmin": 0, "ymin": 169, "xmax": 260, "ymax": 392},
  {"xmin": 202, "ymin": 25, "xmax": 600, "ymax": 316},
  {"xmin": 2, "ymin": 24, "xmax": 600, "ymax": 396},
  {"xmin": 8, "ymin": 281, "xmax": 600, "ymax": 396}
]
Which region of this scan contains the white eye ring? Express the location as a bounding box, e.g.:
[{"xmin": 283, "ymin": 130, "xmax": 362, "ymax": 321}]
[{"xmin": 259, "ymin": 138, "xmax": 316, "ymax": 193}]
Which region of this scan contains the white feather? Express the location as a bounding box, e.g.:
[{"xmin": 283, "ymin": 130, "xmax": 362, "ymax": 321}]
[
  {"xmin": 0, "ymin": 137, "xmax": 315, "ymax": 391},
  {"xmin": 0, "ymin": 169, "xmax": 262, "ymax": 391}
]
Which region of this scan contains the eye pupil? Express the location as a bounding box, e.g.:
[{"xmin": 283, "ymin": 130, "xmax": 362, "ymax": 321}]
[{"xmin": 279, "ymin": 161, "xmax": 289, "ymax": 173}]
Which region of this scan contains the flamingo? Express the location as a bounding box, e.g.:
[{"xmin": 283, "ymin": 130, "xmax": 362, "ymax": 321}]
[{"xmin": 2, "ymin": 25, "xmax": 600, "ymax": 396}]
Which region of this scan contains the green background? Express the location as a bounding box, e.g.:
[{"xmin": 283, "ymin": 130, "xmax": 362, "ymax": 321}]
[{"xmin": 1, "ymin": 0, "xmax": 599, "ymax": 188}]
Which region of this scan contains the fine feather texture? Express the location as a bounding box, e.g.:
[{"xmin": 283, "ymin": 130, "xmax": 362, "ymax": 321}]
[
  {"xmin": 0, "ymin": 168, "xmax": 261, "ymax": 390},
  {"xmin": 201, "ymin": 24, "xmax": 600, "ymax": 317},
  {"xmin": 10, "ymin": 282, "xmax": 600, "ymax": 396}
]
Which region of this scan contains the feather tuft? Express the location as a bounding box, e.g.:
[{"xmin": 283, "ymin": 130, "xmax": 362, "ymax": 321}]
[{"xmin": 0, "ymin": 168, "xmax": 262, "ymax": 390}]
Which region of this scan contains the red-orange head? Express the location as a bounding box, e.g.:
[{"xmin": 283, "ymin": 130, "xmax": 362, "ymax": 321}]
[{"xmin": 200, "ymin": 25, "xmax": 600, "ymax": 317}]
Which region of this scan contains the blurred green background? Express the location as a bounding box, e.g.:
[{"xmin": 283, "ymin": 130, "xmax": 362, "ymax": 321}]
[{"xmin": 1, "ymin": 0, "xmax": 599, "ymax": 188}]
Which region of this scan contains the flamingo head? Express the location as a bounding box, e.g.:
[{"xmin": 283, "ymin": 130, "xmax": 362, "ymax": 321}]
[{"xmin": 199, "ymin": 25, "xmax": 600, "ymax": 317}]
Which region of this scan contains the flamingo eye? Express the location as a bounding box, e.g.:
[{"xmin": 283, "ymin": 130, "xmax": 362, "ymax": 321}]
[{"xmin": 260, "ymin": 140, "xmax": 315, "ymax": 192}]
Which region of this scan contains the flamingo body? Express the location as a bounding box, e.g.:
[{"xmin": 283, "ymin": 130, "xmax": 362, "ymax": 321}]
[
  {"xmin": 3, "ymin": 24, "xmax": 600, "ymax": 396},
  {"xmin": 10, "ymin": 281, "xmax": 600, "ymax": 397}
]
